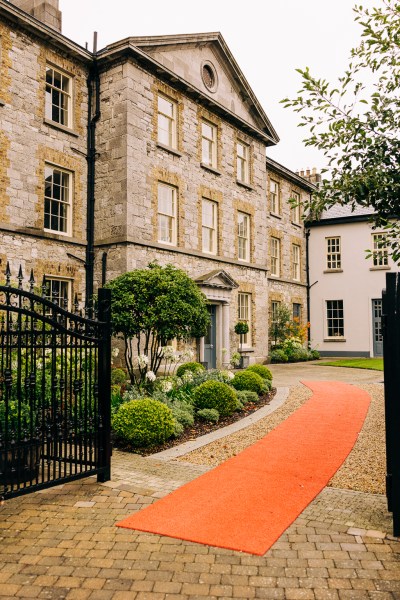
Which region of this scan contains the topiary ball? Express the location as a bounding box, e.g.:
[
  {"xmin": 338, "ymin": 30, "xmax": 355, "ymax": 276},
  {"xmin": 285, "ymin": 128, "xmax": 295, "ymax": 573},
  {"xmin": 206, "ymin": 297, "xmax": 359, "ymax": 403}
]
[
  {"xmin": 231, "ymin": 370, "xmax": 264, "ymax": 394},
  {"xmin": 112, "ymin": 398, "xmax": 175, "ymax": 447},
  {"xmin": 245, "ymin": 364, "xmax": 273, "ymax": 381},
  {"xmin": 176, "ymin": 361, "xmax": 205, "ymax": 378},
  {"xmin": 193, "ymin": 380, "xmax": 238, "ymax": 417}
]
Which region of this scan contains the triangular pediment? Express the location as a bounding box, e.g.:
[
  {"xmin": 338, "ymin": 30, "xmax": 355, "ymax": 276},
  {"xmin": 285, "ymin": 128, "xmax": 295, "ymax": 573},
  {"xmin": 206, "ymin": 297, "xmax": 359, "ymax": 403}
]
[
  {"xmin": 195, "ymin": 270, "xmax": 238, "ymax": 290},
  {"xmin": 129, "ymin": 33, "xmax": 279, "ymax": 144}
]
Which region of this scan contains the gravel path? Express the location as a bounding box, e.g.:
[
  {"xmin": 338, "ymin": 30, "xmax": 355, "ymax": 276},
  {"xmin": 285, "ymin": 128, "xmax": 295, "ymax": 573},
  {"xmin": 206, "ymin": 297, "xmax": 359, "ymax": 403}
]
[{"xmin": 176, "ymin": 382, "xmax": 385, "ymax": 496}]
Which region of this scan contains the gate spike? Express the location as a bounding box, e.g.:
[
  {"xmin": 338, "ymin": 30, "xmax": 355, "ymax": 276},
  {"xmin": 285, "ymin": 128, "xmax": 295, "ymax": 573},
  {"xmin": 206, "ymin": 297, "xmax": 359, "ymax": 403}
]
[
  {"xmin": 17, "ymin": 265, "xmax": 23, "ymax": 289},
  {"xmin": 5, "ymin": 262, "xmax": 11, "ymax": 286},
  {"xmin": 41, "ymin": 275, "xmax": 47, "ymax": 297},
  {"xmin": 29, "ymin": 269, "xmax": 35, "ymax": 293}
]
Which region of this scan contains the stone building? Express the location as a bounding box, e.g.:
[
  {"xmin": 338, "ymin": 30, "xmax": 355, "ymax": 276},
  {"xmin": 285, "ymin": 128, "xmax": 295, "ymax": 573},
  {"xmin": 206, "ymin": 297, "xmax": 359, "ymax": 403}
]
[{"xmin": 0, "ymin": 0, "xmax": 314, "ymax": 366}]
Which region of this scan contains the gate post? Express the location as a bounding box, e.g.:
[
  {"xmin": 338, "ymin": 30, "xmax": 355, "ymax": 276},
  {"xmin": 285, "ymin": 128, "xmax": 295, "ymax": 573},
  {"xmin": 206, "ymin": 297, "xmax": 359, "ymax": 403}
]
[
  {"xmin": 382, "ymin": 272, "xmax": 400, "ymax": 536},
  {"xmin": 97, "ymin": 287, "xmax": 112, "ymax": 483}
]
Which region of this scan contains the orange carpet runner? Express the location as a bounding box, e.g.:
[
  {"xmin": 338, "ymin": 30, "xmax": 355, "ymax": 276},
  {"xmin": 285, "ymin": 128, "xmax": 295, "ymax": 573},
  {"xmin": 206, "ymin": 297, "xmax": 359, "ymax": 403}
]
[{"xmin": 116, "ymin": 381, "xmax": 371, "ymax": 555}]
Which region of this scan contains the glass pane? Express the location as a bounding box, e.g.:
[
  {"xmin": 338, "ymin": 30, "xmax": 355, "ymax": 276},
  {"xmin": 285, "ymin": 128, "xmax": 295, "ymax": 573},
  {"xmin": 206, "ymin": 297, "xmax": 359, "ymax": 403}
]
[{"xmin": 158, "ymin": 96, "xmax": 173, "ymax": 117}]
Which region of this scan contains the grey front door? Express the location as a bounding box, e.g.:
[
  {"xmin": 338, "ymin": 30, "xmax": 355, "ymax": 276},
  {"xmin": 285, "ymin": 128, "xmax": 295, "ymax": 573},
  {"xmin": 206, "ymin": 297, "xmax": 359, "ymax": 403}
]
[
  {"xmin": 204, "ymin": 305, "xmax": 217, "ymax": 369},
  {"xmin": 372, "ymin": 299, "xmax": 383, "ymax": 357}
]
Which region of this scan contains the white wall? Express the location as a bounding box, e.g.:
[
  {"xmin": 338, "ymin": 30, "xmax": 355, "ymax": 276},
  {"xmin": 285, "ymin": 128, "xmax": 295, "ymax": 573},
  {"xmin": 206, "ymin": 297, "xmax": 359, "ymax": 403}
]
[{"xmin": 309, "ymin": 220, "xmax": 397, "ymax": 357}]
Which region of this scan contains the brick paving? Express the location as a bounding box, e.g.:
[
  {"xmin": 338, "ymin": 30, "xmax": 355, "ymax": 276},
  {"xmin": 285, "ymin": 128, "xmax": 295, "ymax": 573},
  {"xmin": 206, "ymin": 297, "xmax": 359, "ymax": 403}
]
[{"xmin": 1, "ymin": 449, "xmax": 399, "ymax": 599}]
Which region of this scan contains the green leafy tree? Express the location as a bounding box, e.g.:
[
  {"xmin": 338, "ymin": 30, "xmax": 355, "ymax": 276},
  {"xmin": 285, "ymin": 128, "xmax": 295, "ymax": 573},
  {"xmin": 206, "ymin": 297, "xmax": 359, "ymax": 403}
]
[
  {"xmin": 282, "ymin": 0, "xmax": 400, "ymax": 262},
  {"xmin": 269, "ymin": 303, "xmax": 292, "ymax": 347},
  {"xmin": 106, "ymin": 263, "xmax": 210, "ymax": 386}
]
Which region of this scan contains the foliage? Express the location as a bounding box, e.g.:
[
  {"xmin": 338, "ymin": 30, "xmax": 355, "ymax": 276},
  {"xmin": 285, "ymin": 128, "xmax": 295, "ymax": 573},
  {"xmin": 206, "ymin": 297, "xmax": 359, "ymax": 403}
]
[
  {"xmin": 231, "ymin": 371, "xmax": 264, "ymax": 394},
  {"xmin": 170, "ymin": 404, "xmax": 195, "ymax": 428},
  {"xmin": 309, "ymin": 349, "xmax": 321, "ymax": 360},
  {"xmin": 112, "ymin": 398, "xmax": 175, "ymax": 447},
  {"xmin": 197, "ymin": 408, "xmax": 220, "ymax": 423},
  {"xmin": 106, "ymin": 263, "xmax": 210, "ymax": 387},
  {"xmin": 269, "ymin": 303, "xmax": 292, "ymax": 346},
  {"xmin": 236, "ymin": 390, "xmax": 260, "ymax": 405},
  {"xmin": 245, "ymin": 364, "xmax": 273, "ymax": 381},
  {"xmin": 111, "ymin": 368, "xmax": 128, "ymax": 385},
  {"xmin": 281, "ymin": 0, "xmax": 400, "ymax": 262},
  {"xmin": 111, "ymin": 385, "xmax": 125, "ymax": 414},
  {"xmin": 0, "ymin": 400, "xmax": 32, "ymax": 430},
  {"xmin": 193, "ymin": 380, "xmax": 238, "ymax": 417},
  {"xmin": 270, "ymin": 349, "xmax": 289, "ymax": 363},
  {"xmin": 234, "ymin": 321, "xmax": 249, "ymax": 335},
  {"xmin": 176, "ymin": 362, "xmax": 205, "ymax": 378},
  {"xmin": 230, "ymin": 352, "xmax": 241, "ymax": 368}
]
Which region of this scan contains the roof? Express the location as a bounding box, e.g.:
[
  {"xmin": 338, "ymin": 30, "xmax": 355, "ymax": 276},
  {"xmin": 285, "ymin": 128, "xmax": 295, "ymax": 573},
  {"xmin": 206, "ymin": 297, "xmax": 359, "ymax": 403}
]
[{"xmin": 266, "ymin": 156, "xmax": 318, "ymax": 192}]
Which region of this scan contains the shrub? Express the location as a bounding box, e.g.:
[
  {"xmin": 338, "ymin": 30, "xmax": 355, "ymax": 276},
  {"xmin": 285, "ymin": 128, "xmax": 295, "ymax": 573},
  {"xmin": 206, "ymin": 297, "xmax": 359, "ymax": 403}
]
[
  {"xmin": 193, "ymin": 380, "xmax": 238, "ymax": 417},
  {"xmin": 171, "ymin": 405, "xmax": 194, "ymax": 428},
  {"xmin": 260, "ymin": 379, "xmax": 272, "ymax": 393},
  {"xmin": 111, "ymin": 368, "xmax": 128, "ymax": 385},
  {"xmin": 197, "ymin": 408, "xmax": 219, "ymax": 423},
  {"xmin": 172, "ymin": 420, "xmax": 184, "ymax": 437},
  {"xmin": 231, "ymin": 371, "xmax": 264, "ymax": 394},
  {"xmin": 245, "ymin": 364, "xmax": 272, "ymax": 381},
  {"xmin": 236, "ymin": 390, "xmax": 259, "ymax": 404},
  {"xmin": 291, "ymin": 347, "xmax": 310, "ymax": 362},
  {"xmin": 270, "ymin": 349, "xmax": 288, "ymax": 363},
  {"xmin": 176, "ymin": 362, "xmax": 205, "ymax": 378},
  {"xmin": 111, "ymin": 385, "xmax": 125, "ymax": 414},
  {"xmin": 309, "ymin": 349, "xmax": 320, "ymax": 360},
  {"xmin": 112, "ymin": 398, "xmax": 175, "ymax": 447}
]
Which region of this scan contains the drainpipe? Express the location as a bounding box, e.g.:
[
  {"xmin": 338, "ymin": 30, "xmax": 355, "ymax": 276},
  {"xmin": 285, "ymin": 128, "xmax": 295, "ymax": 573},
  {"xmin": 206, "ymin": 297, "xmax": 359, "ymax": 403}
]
[
  {"xmin": 305, "ymin": 226, "xmax": 311, "ymax": 347},
  {"xmin": 86, "ymin": 37, "xmax": 100, "ymax": 309},
  {"xmin": 101, "ymin": 252, "xmax": 108, "ymax": 286}
]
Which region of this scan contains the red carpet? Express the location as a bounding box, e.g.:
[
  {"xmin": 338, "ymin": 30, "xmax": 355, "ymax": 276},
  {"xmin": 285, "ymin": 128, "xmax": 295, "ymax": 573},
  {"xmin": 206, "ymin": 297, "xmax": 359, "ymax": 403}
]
[{"xmin": 116, "ymin": 381, "xmax": 371, "ymax": 555}]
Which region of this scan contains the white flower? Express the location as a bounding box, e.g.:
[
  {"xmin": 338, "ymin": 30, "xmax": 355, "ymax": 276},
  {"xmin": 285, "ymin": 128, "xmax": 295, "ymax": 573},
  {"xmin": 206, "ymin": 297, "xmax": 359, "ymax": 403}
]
[
  {"xmin": 145, "ymin": 371, "xmax": 156, "ymax": 382},
  {"xmin": 182, "ymin": 371, "xmax": 193, "ymax": 383},
  {"xmin": 182, "ymin": 348, "xmax": 194, "ymax": 360},
  {"xmin": 160, "ymin": 380, "xmax": 173, "ymax": 392},
  {"xmin": 227, "ymin": 371, "xmax": 234, "ymax": 380},
  {"xmin": 112, "ymin": 347, "xmax": 120, "ymax": 358},
  {"xmin": 161, "ymin": 346, "xmax": 175, "ymax": 360},
  {"xmin": 137, "ymin": 354, "xmax": 149, "ymax": 368}
]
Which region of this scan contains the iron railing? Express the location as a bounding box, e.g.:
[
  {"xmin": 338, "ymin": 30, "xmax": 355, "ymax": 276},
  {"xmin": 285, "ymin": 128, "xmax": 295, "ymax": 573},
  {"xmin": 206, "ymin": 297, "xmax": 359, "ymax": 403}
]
[
  {"xmin": 0, "ymin": 264, "xmax": 111, "ymax": 500},
  {"xmin": 382, "ymin": 271, "xmax": 400, "ymax": 536}
]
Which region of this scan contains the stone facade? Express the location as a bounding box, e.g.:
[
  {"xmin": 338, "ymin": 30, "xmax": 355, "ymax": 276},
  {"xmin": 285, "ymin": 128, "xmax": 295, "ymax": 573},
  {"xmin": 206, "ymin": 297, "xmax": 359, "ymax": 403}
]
[{"xmin": 0, "ymin": 2, "xmax": 315, "ymax": 364}]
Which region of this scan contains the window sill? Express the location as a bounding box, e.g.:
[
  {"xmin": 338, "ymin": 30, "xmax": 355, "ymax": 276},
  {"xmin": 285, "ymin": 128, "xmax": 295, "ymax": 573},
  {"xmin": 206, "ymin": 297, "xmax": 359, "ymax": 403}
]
[
  {"xmin": 238, "ymin": 347, "xmax": 254, "ymax": 354},
  {"xmin": 201, "ymin": 163, "xmax": 222, "ymax": 176},
  {"xmin": 156, "ymin": 142, "xmax": 182, "ymax": 158},
  {"xmin": 323, "ymin": 269, "xmax": 343, "ymax": 274},
  {"xmin": 236, "ymin": 179, "xmax": 254, "ymax": 191},
  {"xmin": 44, "ymin": 119, "xmax": 79, "ymax": 138},
  {"xmin": 291, "ymin": 221, "xmax": 302, "ymax": 228},
  {"xmin": 369, "ymin": 266, "xmax": 391, "ymax": 271},
  {"xmin": 324, "ymin": 338, "xmax": 347, "ymax": 342},
  {"xmin": 270, "ymin": 212, "xmax": 282, "ymax": 219}
]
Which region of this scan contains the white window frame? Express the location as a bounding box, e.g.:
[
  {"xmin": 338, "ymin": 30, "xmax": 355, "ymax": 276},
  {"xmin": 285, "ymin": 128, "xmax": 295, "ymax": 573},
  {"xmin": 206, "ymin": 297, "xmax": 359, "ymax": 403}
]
[
  {"xmin": 270, "ymin": 237, "xmax": 281, "ymax": 277},
  {"xmin": 44, "ymin": 164, "xmax": 72, "ymax": 236},
  {"xmin": 157, "ymin": 93, "xmax": 177, "ymax": 149},
  {"xmin": 45, "ymin": 65, "xmax": 72, "ymax": 128},
  {"xmin": 201, "ymin": 119, "xmax": 217, "ymax": 168},
  {"xmin": 158, "ymin": 182, "xmax": 177, "ymax": 246},
  {"xmin": 238, "ymin": 212, "xmax": 250, "ymax": 262},
  {"xmin": 326, "ymin": 300, "xmax": 344, "ymax": 338},
  {"xmin": 202, "ymin": 198, "xmax": 218, "ymax": 255},
  {"xmin": 237, "ymin": 140, "xmax": 250, "ymax": 184},
  {"xmin": 45, "ymin": 277, "xmax": 71, "ymax": 311},
  {"xmin": 270, "ymin": 179, "xmax": 280, "ymax": 214},
  {"xmin": 291, "ymin": 191, "xmax": 301, "ymax": 224},
  {"xmin": 292, "ymin": 244, "xmax": 301, "ymax": 281},
  {"xmin": 372, "ymin": 233, "xmax": 388, "ymax": 267},
  {"xmin": 238, "ymin": 292, "xmax": 251, "ymax": 347},
  {"xmin": 326, "ymin": 237, "xmax": 341, "ymax": 270}
]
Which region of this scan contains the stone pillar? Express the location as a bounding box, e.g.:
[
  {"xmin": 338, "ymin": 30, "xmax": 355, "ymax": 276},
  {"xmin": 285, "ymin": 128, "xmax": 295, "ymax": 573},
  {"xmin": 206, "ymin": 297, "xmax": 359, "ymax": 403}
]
[
  {"xmin": 222, "ymin": 302, "xmax": 230, "ymax": 368},
  {"xmin": 10, "ymin": 0, "xmax": 62, "ymax": 32}
]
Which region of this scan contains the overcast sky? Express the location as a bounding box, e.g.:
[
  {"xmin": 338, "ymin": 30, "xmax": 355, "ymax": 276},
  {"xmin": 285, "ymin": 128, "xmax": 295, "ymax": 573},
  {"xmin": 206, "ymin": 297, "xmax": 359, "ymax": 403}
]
[{"xmin": 61, "ymin": 0, "xmax": 377, "ymax": 173}]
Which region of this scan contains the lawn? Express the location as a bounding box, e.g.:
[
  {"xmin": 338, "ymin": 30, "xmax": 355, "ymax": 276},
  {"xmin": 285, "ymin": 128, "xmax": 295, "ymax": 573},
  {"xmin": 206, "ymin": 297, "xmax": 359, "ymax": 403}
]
[{"xmin": 317, "ymin": 358, "xmax": 383, "ymax": 371}]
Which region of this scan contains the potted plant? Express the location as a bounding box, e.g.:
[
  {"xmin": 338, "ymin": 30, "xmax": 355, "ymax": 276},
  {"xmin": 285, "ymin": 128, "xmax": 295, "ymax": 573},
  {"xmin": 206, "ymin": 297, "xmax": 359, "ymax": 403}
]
[{"xmin": 234, "ymin": 321, "xmax": 250, "ymax": 368}]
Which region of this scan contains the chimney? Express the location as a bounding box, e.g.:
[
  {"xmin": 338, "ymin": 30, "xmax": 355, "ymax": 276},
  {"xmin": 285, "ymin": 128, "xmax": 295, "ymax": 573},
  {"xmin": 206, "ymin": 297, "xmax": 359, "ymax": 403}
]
[
  {"xmin": 10, "ymin": 0, "xmax": 62, "ymax": 32},
  {"xmin": 298, "ymin": 167, "xmax": 322, "ymax": 186}
]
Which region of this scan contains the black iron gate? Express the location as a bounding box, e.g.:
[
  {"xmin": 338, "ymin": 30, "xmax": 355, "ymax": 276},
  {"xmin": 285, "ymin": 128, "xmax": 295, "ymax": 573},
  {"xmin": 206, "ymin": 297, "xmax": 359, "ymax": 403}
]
[
  {"xmin": 0, "ymin": 265, "xmax": 111, "ymax": 500},
  {"xmin": 382, "ymin": 271, "xmax": 400, "ymax": 536}
]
